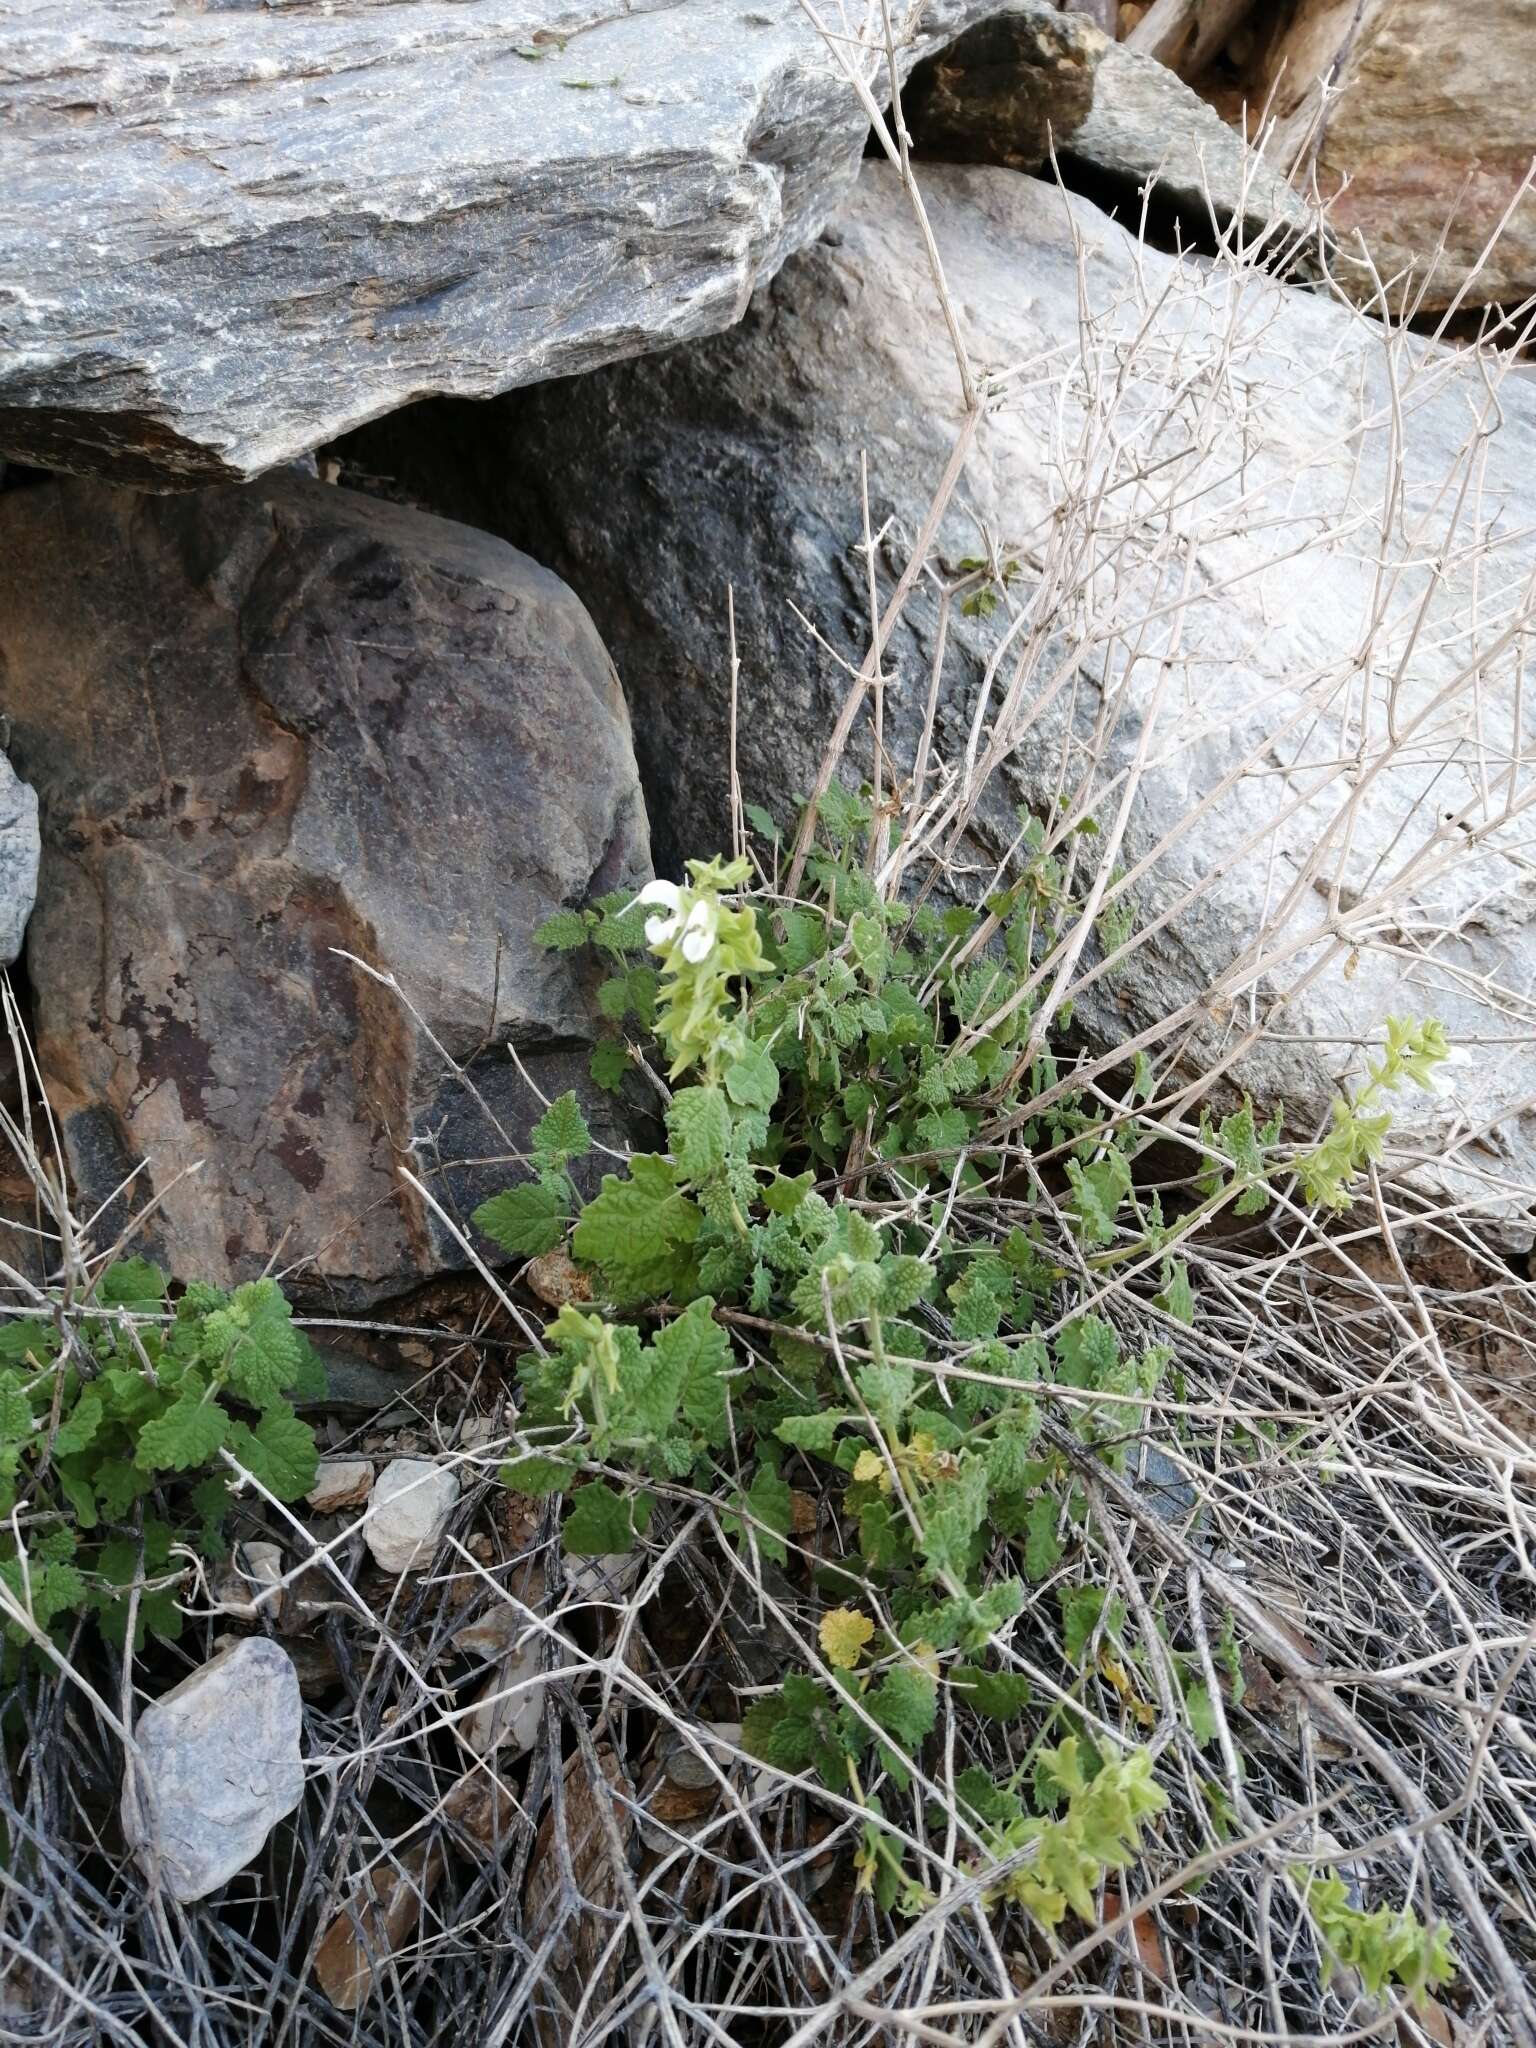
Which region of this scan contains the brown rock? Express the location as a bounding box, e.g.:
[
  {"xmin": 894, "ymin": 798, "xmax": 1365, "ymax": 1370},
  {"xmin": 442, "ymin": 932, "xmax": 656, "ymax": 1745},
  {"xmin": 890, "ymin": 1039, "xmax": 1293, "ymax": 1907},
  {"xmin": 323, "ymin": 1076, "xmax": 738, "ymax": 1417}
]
[
  {"xmin": 524, "ymin": 1744, "xmax": 633, "ymax": 2048},
  {"xmin": 305, "ymin": 1461, "xmax": 373, "ymax": 1515},
  {"xmin": 525, "ymin": 1249, "xmax": 592, "ymax": 1309},
  {"xmin": 904, "ymin": 2, "xmax": 1102, "ymax": 171},
  {"xmin": 1254, "ymin": 0, "xmax": 1536, "ymax": 311},
  {"xmin": 0, "ymin": 475, "xmax": 647, "ymax": 1305}
]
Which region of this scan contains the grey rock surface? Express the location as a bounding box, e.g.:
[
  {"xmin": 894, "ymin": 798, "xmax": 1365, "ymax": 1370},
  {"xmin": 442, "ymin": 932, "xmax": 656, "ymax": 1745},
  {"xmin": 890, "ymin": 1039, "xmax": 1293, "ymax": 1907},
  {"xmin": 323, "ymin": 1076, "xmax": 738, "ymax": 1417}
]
[
  {"xmin": 340, "ymin": 162, "xmax": 1536, "ymax": 1221},
  {"xmin": 0, "ymin": 474, "xmax": 648, "ymax": 1303},
  {"xmin": 122, "ymin": 1637, "xmax": 304, "ymax": 1903},
  {"xmin": 0, "ymin": 753, "xmax": 39, "ymax": 966},
  {"xmin": 0, "ymin": 0, "xmax": 1003, "ymax": 488},
  {"xmin": 364, "ymin": 1458, "xmax": 460, "ymax": 1573},
  {"xmin": 1062, "ymin": 40, "xmax": 1309, "ymax": 246},
  {"xmin": 902, "ymin": 3, "xmax": 1306, "ymax": 249}
]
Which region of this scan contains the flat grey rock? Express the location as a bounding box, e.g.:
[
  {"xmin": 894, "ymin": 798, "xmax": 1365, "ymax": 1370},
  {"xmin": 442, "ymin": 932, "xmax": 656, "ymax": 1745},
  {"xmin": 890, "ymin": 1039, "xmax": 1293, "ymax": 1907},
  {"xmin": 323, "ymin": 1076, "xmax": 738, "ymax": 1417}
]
[
  {"xmin": 0, "ymin": 474, "xmax": 647, "ymax": 1303},
  {"xmin": 0, "ymin": 752, "xmax": 38, "ymax": 966},
  {"xmin": 123, "ymin": 1637, "xmax": 303, "ymax": 1903},
  {"xmin": 364, "ymin": 1457, "xmax": 460, "ymax": 1573},
  {"xmin": 1064, "ymin": 40, "xmax": 1310, "ymax": 247},
  {"xmin": 0, "ymin": 0, "xmax": 1003, "ymax": 488}
]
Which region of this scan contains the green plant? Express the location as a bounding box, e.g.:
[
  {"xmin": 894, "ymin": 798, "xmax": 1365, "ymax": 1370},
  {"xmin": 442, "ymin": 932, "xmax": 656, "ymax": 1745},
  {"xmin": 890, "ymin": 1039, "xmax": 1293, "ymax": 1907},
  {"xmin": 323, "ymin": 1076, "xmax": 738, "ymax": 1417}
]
[
  {"xmin": 472, "ymin": 793, "xmax": 1464, "ymax": 1954},
  {"xmin": 0, "ymin": 1262, "xmax": 320, "ymax": 1657},
  {"xmin": 1299, "ymin": 1869, "xmax": 1457, "ymax": 2005}
]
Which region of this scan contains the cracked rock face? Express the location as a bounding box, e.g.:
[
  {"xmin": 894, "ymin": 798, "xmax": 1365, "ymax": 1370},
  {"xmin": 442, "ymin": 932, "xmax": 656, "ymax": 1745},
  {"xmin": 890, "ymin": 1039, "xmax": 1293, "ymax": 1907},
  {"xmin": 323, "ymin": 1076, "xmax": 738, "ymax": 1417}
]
[
  {"xmin": 0, "ymin": 474, "xmax": 648, "ymax": 1304},
  {"xmin": 0, "ymin": 0, "xmax": 1002, "ymax": 488}
]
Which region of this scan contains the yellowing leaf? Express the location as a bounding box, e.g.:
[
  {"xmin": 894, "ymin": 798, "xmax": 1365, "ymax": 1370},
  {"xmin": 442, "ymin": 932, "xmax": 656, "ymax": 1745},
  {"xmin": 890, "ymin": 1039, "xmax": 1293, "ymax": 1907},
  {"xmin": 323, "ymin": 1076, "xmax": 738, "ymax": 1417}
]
[
  {"xmin": 852, "ymin": 1448, "xmax": 889, "ymax": 1489},
  {"xmin": 820, "ymin": 1607, "xmax": 875, "ymax": 1670}
]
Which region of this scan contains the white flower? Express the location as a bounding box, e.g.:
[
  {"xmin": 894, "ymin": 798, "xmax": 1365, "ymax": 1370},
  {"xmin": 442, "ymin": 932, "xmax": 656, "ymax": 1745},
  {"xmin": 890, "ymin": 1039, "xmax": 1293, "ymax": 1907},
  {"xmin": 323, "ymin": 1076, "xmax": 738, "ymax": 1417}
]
[
  {"xmin": 679, "ymin": 899, "xmax": 717, "ymax": 964},
  {"xmin": 635, "ymin": 877, "xmax": 683, "ymax": 945},
  {"xmin": 1423, "ymin": 1044, "xmax": 1473, "ymax": 1098}
]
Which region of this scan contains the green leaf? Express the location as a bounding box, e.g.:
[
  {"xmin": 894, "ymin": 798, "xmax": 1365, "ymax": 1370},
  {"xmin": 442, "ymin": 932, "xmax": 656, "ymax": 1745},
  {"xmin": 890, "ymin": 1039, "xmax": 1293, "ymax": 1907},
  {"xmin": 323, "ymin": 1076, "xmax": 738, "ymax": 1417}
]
[
  {"xmin": 1154, "ymin": 1257, "xmax": 1195, "ymax": 1325},
  {"xmin": 856, "ymin": 1360, "xmax": 915, "ymax": 1433},
  {"xmin": 1024, "ymin": 1494, "xmax": 1063, "ymax": 1581},
  {"xmin": 742, "ymin": 1673, "xmax": 841, "ymax": 1774},
  {"xmin": 98, "ymin": 1258, "xmax": 168, "ymax": 1310},
  {"xmin": 590, "ymin": 1039, "xmax": 632, "ymax": 1094},
  {"xmin": 871, "ymin": 1662, "xmax": 938, "ymax": 1751},
  {"xmin": 202, "ymin": 1279, "xmax": 307, "ymax": 1408},
  {"xmin": 951, "ymin": 1665, "xmax": 1033, "ymax": 1720},
  {"xmin": 500, "ymin": 1453, "xmax": 575, "ymax": 1496},
  {"xmin": 473, "ymin": 1179, "xmax": 568, "ymax": 1258},
  {"xmin": 724, "ymin": 1040, "xmax": 779, "ymax": 1113},
  {"xmin": 532, "ymin": 1091, "xmax": 592, "ymax": 1171},
  {"xmin": 563, "ymin": 1481, "xmax": 639, "ymax": 1556},
  {"xmin": 52, "ymin": 1388, "xmax": 103, "ymax": 1457},
  {"xmin": 135, "ymin": 1377, "xmax": 228, "ymax": 1472},
  {"xmin": 666, "ymin": 1086, "xmax": 733, "ymax": 1181},
  {"xmin": 55, "ymin": 1464, "xmax": 98, "ymax": 1528},
  {"xmin": 775, "ymin": 1411, "xmax": 847, "ymax": 1458},
  {"xmin": 724, "ymin": 1462, "xmax": 793, "ymax": 1565},
  {"xmin": 534, "ymin": 908, "xmax": 592, "ymax": 951},
  {"xmin": 597, "ymin": 965, "xmax": 658, "ymax": 1025},
  {"xmin": 1184, "ymin": 1681, "xmax": 1218, "ymax": 1747},
  {"xmin": 1065, "ymin": 1152, "xmax": 1132, "ymax": 1246},
  {"xmin": 1059, "ymin": 1584, "xmax": 1124, "ymax": 1666},
  {"xmin": 918, "ymin": 1457, "xmax": 989, "ymax": 1582},
  {"xmin": 763, "ymin": 1171, "xmax": 814, "ymax": 1216},
  {"xmin": 0, "ymin": 1318, "xmax": 55, "ymax": 1366},
  {"xmin": 0, "ymin": 1376, "xmax": 33, "ymax": 1443},
  {"xmin": 1055, "ymin": 1316, "xmax": 1120, "ymax": 1390},
  {"xmin": 572, "ymin": 1156, "xmax": 701, "ymax": 1298},
  {"xmin": 225, "ymin": 1404, "xmax": 319, "ymax": 1500},
  {"xmin": 878, "ymin": 1255, "xmax": 934, "ymax": 1315},
  {"xmin": 657, "ymin": 1297, "xmax": 733, "ymax": 1444}
]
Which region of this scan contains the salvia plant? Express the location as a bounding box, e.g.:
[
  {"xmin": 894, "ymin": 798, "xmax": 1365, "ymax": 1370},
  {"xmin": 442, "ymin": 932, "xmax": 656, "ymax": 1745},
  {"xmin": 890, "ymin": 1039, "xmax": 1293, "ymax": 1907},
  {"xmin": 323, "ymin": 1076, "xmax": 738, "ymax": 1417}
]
[
  {"xmin": 472, "ymin": 788, "xmax": 1463, "ymax": 1984},
  {"xmin": 0, "ymin": 1263, "xmax": 320, "ymax": 1665}
]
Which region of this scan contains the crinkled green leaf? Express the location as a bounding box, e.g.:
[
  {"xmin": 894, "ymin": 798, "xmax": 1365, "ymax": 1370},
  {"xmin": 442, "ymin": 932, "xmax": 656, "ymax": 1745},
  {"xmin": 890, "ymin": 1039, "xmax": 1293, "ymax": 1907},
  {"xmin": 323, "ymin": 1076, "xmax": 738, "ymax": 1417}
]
[
  {"xmin": 724, "ymin": 1039, "xmax": 779, "ymax": 1113},
  {"xmin": 666, "ymin": 1085, "xmax": 733, "ymax": 1182},
  {"xmin": 563, "ymin": 1481, "xmax": 639, "ymax": 1556},
  {"xmin": 532, "ymin": 1091, "xmax": 592, "ymax": 1171},
  {"xmin": 225, "ymin": 1404, "xmax": 319, "ymax": 1501},
  {"xmin": 534, "ymin": 908, "xmax": 592, "ymax": 952},
  {"xmin": 134, "ymin": 1377, "xmax": 228, "ymax": 1472},
  {"xmin": 572, "ymin": 1156, "xmax": 701, "ymax": 1299},
  {"xmin": 473, "ymin": 1178, "xmax": 568, "ymax": 1259}
]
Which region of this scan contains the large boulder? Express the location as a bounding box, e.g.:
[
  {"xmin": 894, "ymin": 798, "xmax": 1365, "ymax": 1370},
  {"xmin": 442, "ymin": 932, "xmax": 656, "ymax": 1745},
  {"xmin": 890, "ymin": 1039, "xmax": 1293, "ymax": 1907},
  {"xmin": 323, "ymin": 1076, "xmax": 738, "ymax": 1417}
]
[
  {"xmin": 0, "ymin": 475, "xmax": 648, "ymax": 1304},
  {"xmin": 0, "ymin": 0, "xmax": 1010, "ymax": 489},
  {"xmin": 1246, "ymin": 0, "xmax": 1536, "ymax": 313},
  {"xmin": 336, "ymin": 162, "xmax": 1536, "ymax": 1223}
]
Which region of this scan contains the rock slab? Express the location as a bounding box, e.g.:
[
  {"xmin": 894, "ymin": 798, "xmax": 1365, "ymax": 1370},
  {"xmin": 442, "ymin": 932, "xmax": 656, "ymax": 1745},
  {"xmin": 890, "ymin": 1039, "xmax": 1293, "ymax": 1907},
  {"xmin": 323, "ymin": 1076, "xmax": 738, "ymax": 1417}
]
[
  {"xmin": 364, "ymin": 1458, "xmax": 460, "ymax": 1574},
  {"xmin": 903, "ymin": 3, "xmax": 1307, "ymax": 246},
  {"xmin": 339, "ymin": 163, "xmax": 1536, "ymax": 1219},
  {"xmin": 0, "ymin": 474, "xmax": 648, "ymax": 1305},
  {"xmin": 123, "ymin": 1637, "xmax": 303, "ymax": 1903},
  {"xmin": 0, "ymin": 753, "xmax": 38, "ymax": 967},
  {"xmin": 0, "ymin": 0, "xmax": 1005, "ymax": 488}
]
